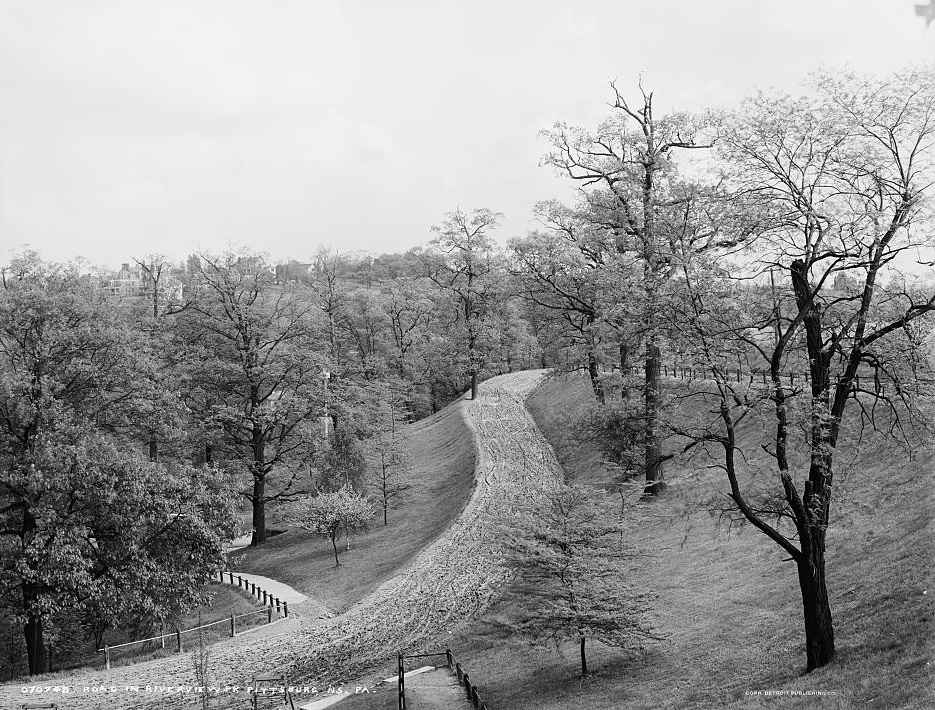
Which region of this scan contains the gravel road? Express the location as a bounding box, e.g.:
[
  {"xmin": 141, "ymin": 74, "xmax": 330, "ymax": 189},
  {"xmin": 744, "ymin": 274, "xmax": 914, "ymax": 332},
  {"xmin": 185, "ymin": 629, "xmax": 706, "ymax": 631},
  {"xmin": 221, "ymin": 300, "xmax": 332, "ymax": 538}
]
[{"xmin": 3, "ymin": 370, "xmax": 562, "ymax": 710}]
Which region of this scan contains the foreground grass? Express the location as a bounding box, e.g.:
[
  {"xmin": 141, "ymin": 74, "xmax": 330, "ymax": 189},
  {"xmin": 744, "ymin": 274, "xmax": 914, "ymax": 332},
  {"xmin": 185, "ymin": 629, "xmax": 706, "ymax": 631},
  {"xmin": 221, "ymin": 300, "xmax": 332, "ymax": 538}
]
[
  {"xmin": 446, "ymin": 372, "xmax": 933, "ymax": 709},
  {"xmin": 231, "ymin": 400, "xmax": 477, "ymax": 613}
]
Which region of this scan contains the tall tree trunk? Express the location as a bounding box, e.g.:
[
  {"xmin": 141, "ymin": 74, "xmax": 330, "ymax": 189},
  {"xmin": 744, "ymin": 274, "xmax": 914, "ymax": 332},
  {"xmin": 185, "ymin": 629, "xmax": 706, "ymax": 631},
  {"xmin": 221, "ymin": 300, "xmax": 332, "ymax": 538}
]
[
  {"xmin": 797, "ymin": 542, "xmax": 835, "ymax": 670},
  {"xmin": 251, "ymin": 425, "xmax": 267, "ymax": 546},
  {"xmin": 21, "ymin": 509, "xmax": 46, "ymax": 675},
  {"xmin": 23, "ymin": 607, "xmax": 46, "ymax": 676},
  {"xmin": 579, "ymin": 635, "xmax": 588, "ymax": 676},
  {"xmin": 331, "ymin": 531, "xmax": 340, "ymax": 566},
  {"xmin": 789, "ymin": 257, "xmax": 836, "ymax": 670},
  {"xmin": 619, "ymin": 342, "xmax": 629, "ymax": 374},
  {"xmin": 587, "ymin": 350, "xmax": 605, "ymax": 404},
  {"xmin": 470, "ymin": 371, "xmax": 479, "ymax": 400},
  {"xmin": 251, "ymin": 475, "xmax": 266, "ymax": 546},
  {"xmin": 643, "ymin": 341, "xmax": 665, "ymax": 496}
]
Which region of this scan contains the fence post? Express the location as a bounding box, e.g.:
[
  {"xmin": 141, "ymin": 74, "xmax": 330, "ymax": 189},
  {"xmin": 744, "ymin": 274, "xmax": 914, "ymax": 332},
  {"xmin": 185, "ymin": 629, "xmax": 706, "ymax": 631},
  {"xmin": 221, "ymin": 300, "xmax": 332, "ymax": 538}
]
[
  {"xmin": 275, "ymin": 597, "xmax": 281, "ymax": 615},
  {"xmin": 104, "ymin": 644, "xmax": 110, "ymax": 670},
  {"xmin": 161, "ymin": 630, "xmax": 165, "ymax": 649},
  {"xmin": 463, "ymin": 673, "xmax": 471, "ymax": 699},
  {"xmin": 218, "ymin": 570, "xmax": 223, "ymax": 583},
  {"xmin": 230, "ymin": 614, "xmax": 235, "ymax": 638},
  {"xmin": 446, "ymin": 648, "xmax": 452, "ymax": 668},
  {"xmin": 398, "ymin": 654, "xmax": 405, "ymax": 710},
  {"xmin": 283, "ymin": 601, "xmax": 289, "ymax": 618},
  {"xmin": 267, "ymin": 607, "xmax": 272, "ymax": 624},
  {"xmin": 472, "ymin": 687, "xmax": 480, "ymax": 708},
  {"xmin": 176, "ymin": 628, "xmax": 182, "ymax": 653},
  {"xmin": 237, "ymin": 575, "xmax": 243, "ymax": 589},
  {"xmin": 262, "ymin": 590, "xmax": 268, "ymax": 605},
  {"xmin": 251, "ymin": 582, "xmax": 256, "ymax": 595},
  {"xmin": 229, "ymin": 571, "xmax": 234, "ymax": 585}
]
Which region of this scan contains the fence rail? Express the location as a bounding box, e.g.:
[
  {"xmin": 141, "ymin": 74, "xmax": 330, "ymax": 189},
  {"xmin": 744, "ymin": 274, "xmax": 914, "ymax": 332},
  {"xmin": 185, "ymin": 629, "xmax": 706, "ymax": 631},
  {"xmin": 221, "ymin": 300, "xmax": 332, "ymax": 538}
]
[
  {"xmin": 604, "ymin": 362, "xmax": 931, "ymax": 395},
  {"xmin": 217, "ymin": 570, "xmax": 291, "ymax": 618},
  {"xmin": 98, "ymin": 574, "xmax": 285, "ymax": 670}
]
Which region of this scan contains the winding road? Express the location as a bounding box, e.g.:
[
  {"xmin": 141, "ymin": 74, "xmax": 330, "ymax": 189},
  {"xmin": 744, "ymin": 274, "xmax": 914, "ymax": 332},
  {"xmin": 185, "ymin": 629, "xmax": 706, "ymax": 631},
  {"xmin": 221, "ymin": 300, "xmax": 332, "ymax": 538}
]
[{"xmin": 2, "ymin": 370, "xmax": 562, "ymax": 710}]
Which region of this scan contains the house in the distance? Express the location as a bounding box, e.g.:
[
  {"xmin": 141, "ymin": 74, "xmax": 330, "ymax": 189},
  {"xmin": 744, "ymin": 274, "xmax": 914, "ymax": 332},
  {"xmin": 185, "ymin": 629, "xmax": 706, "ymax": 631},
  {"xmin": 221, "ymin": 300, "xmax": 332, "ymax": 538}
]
[
  {"xmin": 105, "ymin": 261, "xmax": 185, "ymax": 306},
  {"xmin": 105, "ymin": 262, "xmax": 144, "ymax": 297}
]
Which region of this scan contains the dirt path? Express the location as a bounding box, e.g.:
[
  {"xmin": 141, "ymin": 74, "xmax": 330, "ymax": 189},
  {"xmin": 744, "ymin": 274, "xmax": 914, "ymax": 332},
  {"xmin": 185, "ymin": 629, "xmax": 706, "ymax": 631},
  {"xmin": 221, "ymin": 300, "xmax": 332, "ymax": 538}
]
[
  {"xmin": 404, "ymin": 668, "xmax": 472, "ymax": 709},
  {"xmin": 2, "ymin": 371, "xmax": 561, "ymax": 710},
  {"xmin": 230, "ymin": 572, "xmax": 309, "ymax": 605}
]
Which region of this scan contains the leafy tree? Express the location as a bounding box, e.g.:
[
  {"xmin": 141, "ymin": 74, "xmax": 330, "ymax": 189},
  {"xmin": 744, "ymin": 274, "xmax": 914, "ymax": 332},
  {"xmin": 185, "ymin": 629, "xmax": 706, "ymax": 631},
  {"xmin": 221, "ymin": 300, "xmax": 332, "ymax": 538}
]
[
  {"xmin": 133, "ymin": 253, "xmax": 190, "ymax": 320},
  {"xmin": 182, "ymin": 249, "xmax": 326, "ymax": 546},
  {"xmin": 340, "ymin": 287, "xmax": 392, "ymax": 380},
  {"xmin": 310, "ymin": 246, "xmax": 348, "ymax": 361},
  {"xmin": 510, "ymin": 205, "xmax": 613, "ymax": 400},
  {"xmin": 503, "ymin": 483, "xmax": 657, "ymax": 676},
  {"xmin": 287, "ymin": 486, "xmax": 373, "ymax": 566},
  {"xmin": 419, "ymin": 208, "xmax": 506, "ymax": 399},
  {"xmin": 0, "ymin": 255, "xmax": 235, "ymax": 674},
  {"xmin": 541, "ymin": 82, "xmax": 717, "ymax": 495}
]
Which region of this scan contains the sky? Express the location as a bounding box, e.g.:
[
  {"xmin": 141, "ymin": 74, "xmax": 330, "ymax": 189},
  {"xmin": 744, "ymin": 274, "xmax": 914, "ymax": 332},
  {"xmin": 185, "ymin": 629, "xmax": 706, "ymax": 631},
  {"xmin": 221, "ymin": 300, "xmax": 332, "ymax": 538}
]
[{"xmin": 0, "ymin": 0, "xmax": 933, "ymax": 268}]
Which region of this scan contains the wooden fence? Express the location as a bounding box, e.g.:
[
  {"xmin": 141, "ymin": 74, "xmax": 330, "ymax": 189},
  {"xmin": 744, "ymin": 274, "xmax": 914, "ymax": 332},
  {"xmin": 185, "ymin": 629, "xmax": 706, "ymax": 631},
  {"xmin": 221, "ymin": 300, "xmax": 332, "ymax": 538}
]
[
  {"xmin": 98, "ymin": 605, "xmax": 276, "ymax": 669},
  {"xmin": 607, "ymin": 362, "xmax": 910, "ymax": 395},
  {"xmin": 89, "ymin": 570, "xmax": 291, "ymax": 670},
  {"xmin": 216, "ymin": 570, "xmax": 291, "ymax": 618},
  {"xmin": 396, "ymin": 649, "xmax": 490, "ymax": 710}
]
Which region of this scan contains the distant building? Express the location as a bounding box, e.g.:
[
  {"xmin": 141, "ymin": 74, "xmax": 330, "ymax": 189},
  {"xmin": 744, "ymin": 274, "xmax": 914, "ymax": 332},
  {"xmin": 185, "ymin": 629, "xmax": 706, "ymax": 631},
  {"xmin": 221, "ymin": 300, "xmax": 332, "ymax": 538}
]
[
  {"xmin": 276, "ymin": 261, "xmax": 314, "ymax": 284},
  {"xmin": 104, "ymin": 261, "xmax": 185, "ymax": 306},
  {"xmin": 105, "ymin": 262, "xmax": 144, "ymax": 297}
]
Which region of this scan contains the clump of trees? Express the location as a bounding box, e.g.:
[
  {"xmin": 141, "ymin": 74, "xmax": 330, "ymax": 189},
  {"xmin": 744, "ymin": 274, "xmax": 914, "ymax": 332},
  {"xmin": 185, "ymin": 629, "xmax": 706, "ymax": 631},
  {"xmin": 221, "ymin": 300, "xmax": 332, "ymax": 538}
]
[
  {"xmin": 515, "ymin": 66, "xmax": 935, "ymax": 675},
  {"xmin": 0, "ymin": 254, "xmax": 237, "ymax": 675},
  {"xmin": 1, "ymin": 63, "xmax": 930, "ymax": 684}
]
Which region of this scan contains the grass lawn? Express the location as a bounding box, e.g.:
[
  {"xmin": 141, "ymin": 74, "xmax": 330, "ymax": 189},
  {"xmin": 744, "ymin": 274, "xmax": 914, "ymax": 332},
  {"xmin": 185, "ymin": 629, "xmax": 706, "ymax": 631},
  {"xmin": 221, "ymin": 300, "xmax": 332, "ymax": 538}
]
[
  {"xmin": 525, "ymin": 370, "xmax": 613, "ymax": 487},
  {"xmin": 231, "ymin": 399, "xmax": 477, "ymax": 613},
  {"xmin": 442, "ymin": 372, "xmax": 934, "ymax": 709}
]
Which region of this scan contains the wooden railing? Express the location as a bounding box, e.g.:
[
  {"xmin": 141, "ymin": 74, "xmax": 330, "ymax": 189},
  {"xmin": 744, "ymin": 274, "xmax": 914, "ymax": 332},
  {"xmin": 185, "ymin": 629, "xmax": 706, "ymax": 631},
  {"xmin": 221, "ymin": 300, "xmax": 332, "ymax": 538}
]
[
  {"xmin": 216, "ymin": 570, "xmax": 291, "ymax": 617},
  {"xmin": 397, "ymin": 649, "xmax": 491, "ymax": 710},
  {"xmin": 98, "ymin": 606, "xmax": 276, "ymax": 669}
]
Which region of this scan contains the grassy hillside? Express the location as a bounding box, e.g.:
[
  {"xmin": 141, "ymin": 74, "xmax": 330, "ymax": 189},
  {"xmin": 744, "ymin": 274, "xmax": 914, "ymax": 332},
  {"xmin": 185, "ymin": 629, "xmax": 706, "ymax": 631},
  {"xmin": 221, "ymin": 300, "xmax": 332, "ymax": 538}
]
[
  {"xmin": 449, "ymin": 372, "xmax": 934, "ymax": 709},
  {"xmin": 525, "ymin": 371, "xmax": 612, "ymax": 487},
  {"xmin": 231, "ymin": 399, "xmax": 477, "ymax": 613}
]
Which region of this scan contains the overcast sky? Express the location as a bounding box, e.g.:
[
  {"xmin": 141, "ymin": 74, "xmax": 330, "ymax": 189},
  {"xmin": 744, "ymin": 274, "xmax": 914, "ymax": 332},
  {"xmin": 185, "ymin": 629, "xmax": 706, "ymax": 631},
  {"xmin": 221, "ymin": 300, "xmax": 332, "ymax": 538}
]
[{"xmin": 1, "ymin": 0, "xmax": 933, "ymax": 268}]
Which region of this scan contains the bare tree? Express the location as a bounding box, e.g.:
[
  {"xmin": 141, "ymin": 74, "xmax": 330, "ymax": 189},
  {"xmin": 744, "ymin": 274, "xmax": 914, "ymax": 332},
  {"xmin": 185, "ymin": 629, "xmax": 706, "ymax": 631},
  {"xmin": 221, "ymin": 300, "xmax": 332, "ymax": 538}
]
[{"xmin": 673, "ymin": 67, "xmax": 935, "ymax": 671}]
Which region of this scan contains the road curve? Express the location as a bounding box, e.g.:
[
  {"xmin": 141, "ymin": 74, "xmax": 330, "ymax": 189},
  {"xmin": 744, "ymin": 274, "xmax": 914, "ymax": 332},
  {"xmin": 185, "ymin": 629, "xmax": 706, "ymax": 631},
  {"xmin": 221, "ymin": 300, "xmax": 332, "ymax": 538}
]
[{"xmin": 2, "ymin": 370, "xmax": 563, "ymax": 710}]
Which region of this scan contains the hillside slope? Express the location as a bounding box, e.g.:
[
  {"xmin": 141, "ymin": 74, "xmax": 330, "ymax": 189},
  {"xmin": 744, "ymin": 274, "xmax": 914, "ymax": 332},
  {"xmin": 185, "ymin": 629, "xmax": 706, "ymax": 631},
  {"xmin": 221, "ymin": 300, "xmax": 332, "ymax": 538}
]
[
  {"xmin": 231, "ymin": 401, "xmax": 478, "ymax": 613},
  {"xmin": 452, "ymin": 372, "xmax": 934, "ymax": 709}
]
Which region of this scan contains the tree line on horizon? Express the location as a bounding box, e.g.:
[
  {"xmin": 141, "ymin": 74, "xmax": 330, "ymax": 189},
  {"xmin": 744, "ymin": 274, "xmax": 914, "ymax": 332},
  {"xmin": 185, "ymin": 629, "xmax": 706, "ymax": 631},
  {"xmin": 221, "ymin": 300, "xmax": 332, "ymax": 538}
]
[{"xmin": 1, "ymin": 65, "xmax": 934, "ymax": 679}]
